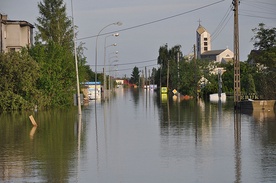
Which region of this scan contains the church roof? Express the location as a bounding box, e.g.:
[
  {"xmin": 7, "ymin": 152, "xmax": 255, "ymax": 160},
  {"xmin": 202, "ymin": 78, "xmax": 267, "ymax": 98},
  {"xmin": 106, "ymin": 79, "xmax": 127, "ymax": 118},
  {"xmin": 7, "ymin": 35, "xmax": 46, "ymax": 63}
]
[
  {"xmin": 201, "ymin": 49, "xmax": 226, "ymax": 56},
  {"xmin": 196, "ymin": 24, "xmax": 207, "ymax": 34}
]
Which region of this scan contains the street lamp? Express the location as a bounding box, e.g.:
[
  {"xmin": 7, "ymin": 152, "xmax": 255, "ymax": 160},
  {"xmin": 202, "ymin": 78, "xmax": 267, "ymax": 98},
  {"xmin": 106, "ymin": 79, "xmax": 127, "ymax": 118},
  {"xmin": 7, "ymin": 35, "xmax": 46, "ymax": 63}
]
[
  {"xmin": 109, "ymin": 60, "xmax": 119, "ymax": 93},
  {"xmin": 103, "ymin": 42, "xmax": 118, "ymax": 100},
  {"xmin": 95, "ymin": 22, "xmax": 122, "ymax": 101}
]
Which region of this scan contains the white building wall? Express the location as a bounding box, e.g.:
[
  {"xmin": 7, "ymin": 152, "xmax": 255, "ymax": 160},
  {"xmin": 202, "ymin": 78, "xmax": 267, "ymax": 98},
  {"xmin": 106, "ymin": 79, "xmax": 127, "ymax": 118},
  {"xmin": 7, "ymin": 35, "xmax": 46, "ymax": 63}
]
[
  {"xmin": 1, "ymin": 15, "xmax": 33, "ymax": 52},
  {"xmin": 217, "ymin": 49, "xmax": 234, "ymax": 63}
]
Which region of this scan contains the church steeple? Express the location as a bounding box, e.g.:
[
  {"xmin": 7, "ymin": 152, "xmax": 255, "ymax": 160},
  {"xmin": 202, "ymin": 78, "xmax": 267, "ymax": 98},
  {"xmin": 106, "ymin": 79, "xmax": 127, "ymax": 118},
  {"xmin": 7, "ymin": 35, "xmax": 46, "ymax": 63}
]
[{"xmin": 196, "ymin": 21, "xmax": 211, "ymax": 59}]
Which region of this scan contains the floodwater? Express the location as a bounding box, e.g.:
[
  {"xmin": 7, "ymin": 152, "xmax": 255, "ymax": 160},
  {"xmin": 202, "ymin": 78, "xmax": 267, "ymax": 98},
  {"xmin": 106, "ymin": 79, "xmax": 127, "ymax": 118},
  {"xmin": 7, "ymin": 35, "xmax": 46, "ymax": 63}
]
[{"xmin": 0, "ymin": 88, "xmax": 276, "ymax": 183}]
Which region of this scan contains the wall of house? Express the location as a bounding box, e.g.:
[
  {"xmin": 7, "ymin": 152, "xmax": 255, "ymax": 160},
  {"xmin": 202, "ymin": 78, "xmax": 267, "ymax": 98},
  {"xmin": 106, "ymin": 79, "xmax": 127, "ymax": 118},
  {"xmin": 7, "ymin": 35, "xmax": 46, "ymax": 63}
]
[
  {"xmin": 0, "ymin": 14, "xmax": 33, "ymax": 53},
  {"xmin": 217, "ymin": 49, "xmax": 234, "ymax": 63}
]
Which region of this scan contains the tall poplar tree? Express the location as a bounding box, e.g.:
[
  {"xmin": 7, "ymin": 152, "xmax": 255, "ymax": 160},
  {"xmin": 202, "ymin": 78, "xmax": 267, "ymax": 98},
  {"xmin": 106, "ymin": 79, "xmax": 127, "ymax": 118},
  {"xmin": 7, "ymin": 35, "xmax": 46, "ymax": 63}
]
[
  {"xmin": 31, "ymin": 0, "xmax": 76, "ymax": 107},
  {"xmin": 130, "ymin": 66, "xmax": 140, "ymax": 85},
  {"xmin": 36, "ymin": 0, "xmax": 73, "ymax": 49}
]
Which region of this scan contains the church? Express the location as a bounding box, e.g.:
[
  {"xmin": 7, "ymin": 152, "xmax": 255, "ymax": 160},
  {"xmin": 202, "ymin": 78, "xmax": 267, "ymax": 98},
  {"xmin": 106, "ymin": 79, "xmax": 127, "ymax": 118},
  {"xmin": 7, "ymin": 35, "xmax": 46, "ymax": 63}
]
[{"xmin": 196, "ymin": 23, "xmax": 234, "ymax": 63}]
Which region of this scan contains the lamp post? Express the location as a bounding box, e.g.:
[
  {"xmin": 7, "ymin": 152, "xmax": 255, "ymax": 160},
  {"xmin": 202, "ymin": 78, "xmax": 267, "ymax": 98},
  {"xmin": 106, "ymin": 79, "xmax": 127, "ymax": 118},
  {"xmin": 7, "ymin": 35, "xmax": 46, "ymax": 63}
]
[
  {"xmin": 104, "ymin": 43, "xmax": 117, "ymax": 98},
  {"xmin": 70, "ymin": 0, "xmax": 81, "ymax": 115},
  {"xmin": 95, "ymin": 22, "xmax": 122, "ymax": 101},
  {"xmin": 104, "ymin": 34, "xmax": 119, "ymax": 100},
  {"xmin": 109, "ymin": 60, "xmax": 119, "ymax": 94}
]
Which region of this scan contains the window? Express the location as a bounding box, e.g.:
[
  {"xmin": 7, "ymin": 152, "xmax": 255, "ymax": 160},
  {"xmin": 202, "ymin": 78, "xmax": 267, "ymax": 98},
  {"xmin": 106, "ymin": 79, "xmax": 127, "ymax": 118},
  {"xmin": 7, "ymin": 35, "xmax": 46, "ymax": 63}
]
[
  {"xmin": 204, "ymin": 38, "xmax": 207, "ymax": 41},
  {"xmin": 9, "ymin": 48, "xmax": 16, "ymax": 52},
  {"xmin": 204, "ymin": 47, "xmax": 208, "ymax": 51},
  {"xmin": 204, "ymin": 42, "xmax": 208, "ymax": 46}
]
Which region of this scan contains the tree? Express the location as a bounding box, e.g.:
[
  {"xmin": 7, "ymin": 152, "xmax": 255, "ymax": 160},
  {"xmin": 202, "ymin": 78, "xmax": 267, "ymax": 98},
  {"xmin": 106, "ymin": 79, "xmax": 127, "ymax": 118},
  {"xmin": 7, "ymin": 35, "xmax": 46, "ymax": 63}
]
[
  {"xmin": 30, "ymin": 41, "xmax": 76, "ymax": 107},
  {"xmin": 130, "ymin": 66, "xmax": 140, "ymax": 85},
  {"xmin": 249, "ymin": 23, "xmax": 276, "ymax": 99},
  {"xmin": 29, "ymin": 0, "xmax": 93, "ymax": 108},
  {"xmin": 36, "ymin": 0, "xmax": 74, "ymax": 49},
  {"xmin": 157, "ymin": 44, "xmax": 182, "ymax": 89},
  {"xmin": 0, "ymin": 50, "xmax": 40, "ymax": 111},
  {"xmin": 251, "ymin": 23, "xmax": 276, "ymax": 51}
]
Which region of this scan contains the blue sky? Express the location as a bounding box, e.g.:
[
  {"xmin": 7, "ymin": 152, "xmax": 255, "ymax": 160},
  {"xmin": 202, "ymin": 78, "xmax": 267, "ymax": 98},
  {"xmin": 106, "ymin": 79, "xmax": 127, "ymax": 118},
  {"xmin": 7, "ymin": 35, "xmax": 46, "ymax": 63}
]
[{"xmin": 1, "ymin": 0, "xmax": 275, "ymax": 77}]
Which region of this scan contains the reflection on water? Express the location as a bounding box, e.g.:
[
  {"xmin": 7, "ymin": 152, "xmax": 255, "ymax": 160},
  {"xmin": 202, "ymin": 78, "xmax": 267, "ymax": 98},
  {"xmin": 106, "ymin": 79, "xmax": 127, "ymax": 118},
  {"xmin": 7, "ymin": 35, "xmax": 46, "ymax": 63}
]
[{"xmin": 0, "ymin": 88, "xmax": 276, "ymax": 183}]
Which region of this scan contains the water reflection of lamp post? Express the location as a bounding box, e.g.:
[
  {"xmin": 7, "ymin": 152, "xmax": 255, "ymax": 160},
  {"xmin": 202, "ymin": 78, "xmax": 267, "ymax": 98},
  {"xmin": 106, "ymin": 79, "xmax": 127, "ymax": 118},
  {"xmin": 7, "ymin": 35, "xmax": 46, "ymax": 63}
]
[{"xmin": 95, "ymin": 22, "xmax": 122, "ymax": 101}]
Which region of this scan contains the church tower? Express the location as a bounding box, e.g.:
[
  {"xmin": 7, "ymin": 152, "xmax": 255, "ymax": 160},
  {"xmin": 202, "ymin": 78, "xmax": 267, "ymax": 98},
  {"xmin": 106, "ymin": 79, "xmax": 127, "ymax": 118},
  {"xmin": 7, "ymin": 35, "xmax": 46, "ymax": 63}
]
[{"xmin": 196, "ymin": 23, "xmax": 211, "ymax": 59}]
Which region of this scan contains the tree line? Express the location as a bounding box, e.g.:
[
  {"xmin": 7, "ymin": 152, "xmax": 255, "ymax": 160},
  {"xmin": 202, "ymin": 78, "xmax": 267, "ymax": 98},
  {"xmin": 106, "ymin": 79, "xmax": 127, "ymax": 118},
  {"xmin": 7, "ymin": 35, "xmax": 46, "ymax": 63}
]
[
  {"xmin": 0, "ymin": 0, "xmax": 94, "ymax": 112},
  {"xmin": 130, "ymin": 23, "xmax": 275, "ymax": 99},
  {"xmin": 1, "ymin": 0, "xmax": 275, "ymax": 112}
]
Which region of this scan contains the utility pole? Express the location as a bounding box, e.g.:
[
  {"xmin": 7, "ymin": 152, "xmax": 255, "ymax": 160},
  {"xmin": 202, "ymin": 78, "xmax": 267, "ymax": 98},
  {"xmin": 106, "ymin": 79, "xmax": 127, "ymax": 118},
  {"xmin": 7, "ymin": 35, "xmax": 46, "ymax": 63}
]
[
  {"xmin": 177, "ymin": 52, "xmax": 180, "ymax": 100},
  {"xmin": 194, "ymin": 44, "xmax": 197, "ymax": 100},
  {"xmin": 166, "ymin": 60, "xmax": 170, "ymax": 91},
  {"xmin": 145, "ymin": 66, "xmax": 147, "ymax": 89},
  {"xmin": 233, "ymin": 0, "xmax": 241, "ymax": 107},
  {"xmin": 71, "ymin": 0, "xmax": 81, "ymax": 115}
]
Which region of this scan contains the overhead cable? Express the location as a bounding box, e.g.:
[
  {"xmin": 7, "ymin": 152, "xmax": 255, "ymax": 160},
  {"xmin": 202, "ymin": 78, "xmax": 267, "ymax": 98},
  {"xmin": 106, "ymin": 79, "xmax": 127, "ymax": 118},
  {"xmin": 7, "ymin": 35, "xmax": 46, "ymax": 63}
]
[{"xmin": 77, "ymin": 0, "xmax": 225, "ymax": 41}]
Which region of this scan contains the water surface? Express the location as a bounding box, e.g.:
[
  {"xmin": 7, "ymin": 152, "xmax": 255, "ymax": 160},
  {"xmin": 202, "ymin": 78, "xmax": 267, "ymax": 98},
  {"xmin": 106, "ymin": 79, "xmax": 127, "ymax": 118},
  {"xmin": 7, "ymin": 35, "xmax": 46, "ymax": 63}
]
[{"xmin": 0, "ymin": 88, "xmax": 275, "ymax": 182}]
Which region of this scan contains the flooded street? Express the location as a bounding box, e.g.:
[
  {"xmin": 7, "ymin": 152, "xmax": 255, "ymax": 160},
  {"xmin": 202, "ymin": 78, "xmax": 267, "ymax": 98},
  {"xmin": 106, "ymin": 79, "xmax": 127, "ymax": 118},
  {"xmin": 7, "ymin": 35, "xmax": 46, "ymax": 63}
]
[{"xmin": 1, "ymin": 88, "xmax": 276, "ymax": 183}]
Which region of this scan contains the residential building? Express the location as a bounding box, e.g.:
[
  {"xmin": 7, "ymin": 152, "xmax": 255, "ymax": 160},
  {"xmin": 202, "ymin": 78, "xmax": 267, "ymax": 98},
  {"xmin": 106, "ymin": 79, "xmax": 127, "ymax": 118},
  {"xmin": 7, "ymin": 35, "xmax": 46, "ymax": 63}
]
[{"xmin": 0, "ymin": 14, "xmax": 34, "ymax": 53}]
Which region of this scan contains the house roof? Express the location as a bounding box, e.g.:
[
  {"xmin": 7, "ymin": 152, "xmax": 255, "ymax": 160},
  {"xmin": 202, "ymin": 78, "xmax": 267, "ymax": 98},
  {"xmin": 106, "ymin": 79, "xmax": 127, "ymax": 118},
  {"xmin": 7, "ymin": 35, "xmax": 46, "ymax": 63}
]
[
  {"xmin": 2, "ymin": 20, "xmax": 34, "ymax": 28},
  {"xmin": 201, "ymin": 49, "xmax": 226, "ymax": 56}
]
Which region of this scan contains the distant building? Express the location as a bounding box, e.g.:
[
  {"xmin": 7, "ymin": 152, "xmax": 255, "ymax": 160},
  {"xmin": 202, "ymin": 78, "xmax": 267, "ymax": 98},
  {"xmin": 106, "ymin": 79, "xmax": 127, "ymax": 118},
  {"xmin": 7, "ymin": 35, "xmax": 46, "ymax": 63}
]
[
  {"xmin": 0, "ymin": 14, "xmax": 34, "ymax": 53},
  {"xmin": 201, "ymin": 49, "xmax": 234, "ymax": 64},
  {"xmin": 196, "ymin": 23, "xmax": 233, "ymax": 63}
]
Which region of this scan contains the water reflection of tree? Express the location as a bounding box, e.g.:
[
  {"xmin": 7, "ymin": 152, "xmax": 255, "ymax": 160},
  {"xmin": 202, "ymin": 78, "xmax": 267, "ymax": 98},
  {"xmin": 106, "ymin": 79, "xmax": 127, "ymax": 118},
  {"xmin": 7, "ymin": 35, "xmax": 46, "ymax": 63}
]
[
  {"xmin": 130, "ymin": 88, "xmax": 140, "ymax": 107},
  {"xmin": 249, "ymin": 110, "xmax": 276, "ymax": 182},
  {"xmin": 0, "ymin": 109, "xmax": 80, "ymax": 182},
  {"xmin": 155, "ymin": 95, "xmax": 229, "ymax": 138}
]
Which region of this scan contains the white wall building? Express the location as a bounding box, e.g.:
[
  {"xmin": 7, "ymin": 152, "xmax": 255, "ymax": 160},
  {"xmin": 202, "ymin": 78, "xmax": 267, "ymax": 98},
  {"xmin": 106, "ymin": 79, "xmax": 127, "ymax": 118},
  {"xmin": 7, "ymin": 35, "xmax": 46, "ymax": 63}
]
[
  {"xmin": 0, "ymin": 14, "xmax": 34, "ymax": 53},
  {"xmin": 196, "ymin": 23, "xmax": 211, "ymax": 59},
  {"xmin": 196, "ymin": 23, "xmax": 233, "ymax": 63}
]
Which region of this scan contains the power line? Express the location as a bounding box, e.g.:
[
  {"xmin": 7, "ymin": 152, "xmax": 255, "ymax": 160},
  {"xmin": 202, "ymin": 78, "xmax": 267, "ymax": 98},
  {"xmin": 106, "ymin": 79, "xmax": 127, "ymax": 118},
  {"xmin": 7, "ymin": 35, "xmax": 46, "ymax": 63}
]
[
  {"xmin": 77, "ymin": 0, "xmax": 225, "ymax": 41},
  {"xmin": 92, "ymin": 59, "xmax": 157, "ymax": 67},
  {"xmin": 211, "ymin": 4, "xmax": 233, "ymax": 42},
  {"xmin": 240, "ymin": 0, "xmax": 276, "ymax": 13},
  {"xmin": 107, "ymin": 63, "xmax": 159, "ymax": 73},
  {"xmin": 116, "ymin": 59, "xmax": 156, "ymax": 66},
  {"xmin": 239, "ymin": 14, "xmax": 276, "ymax": 19}
]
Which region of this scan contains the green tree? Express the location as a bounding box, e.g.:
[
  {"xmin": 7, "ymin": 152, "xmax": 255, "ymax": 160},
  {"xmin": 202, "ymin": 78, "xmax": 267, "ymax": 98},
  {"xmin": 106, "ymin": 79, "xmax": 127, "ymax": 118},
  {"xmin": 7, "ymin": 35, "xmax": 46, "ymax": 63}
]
[
  {"xmin": 251, "ymin": 23, "xmax": 276, "ymax": 51},
  {"xmin": 157, "ymin": 44, "xmax": 182, "ymax": 89},
  {"xmin": 36, "ymin": 0, "xmax": 73, "ymax": 49},
  {"xmin": 130, "ymin": 66, "xmax": 140, "ymax": 85},
  {"xmin": 30, "ymin": 0, "xmax": 92, "ymax": 108},
  {"xmin": 0, "ymin": 50, "xmax": 40, "ymax": 111},
  {"xmin": 249, "ymin": 23, "xmax": 276, "ymax": 99},
  {"xmin": 30, "ymin": 41, "xmax": 76, "ymax": 108}
]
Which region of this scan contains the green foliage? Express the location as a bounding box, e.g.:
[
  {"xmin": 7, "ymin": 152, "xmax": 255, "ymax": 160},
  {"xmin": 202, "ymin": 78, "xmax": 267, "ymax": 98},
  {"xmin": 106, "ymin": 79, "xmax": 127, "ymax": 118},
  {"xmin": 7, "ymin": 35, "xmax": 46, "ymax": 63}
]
[
  {"xmin": 30, "ymin": 41, "xmax": 76, "ymax": 108},
  {"xmin": 130, "ymin": 66, "xmax": 140, "ymax": 85},
  {"xmin": 251, "ymin": 23, "xmax": 276, "ymax": 51},
  {"xmin": 0, "ymin": 50, "xmax": 40, "ymax": 111},
  {"xmin": 178, "ymin": 61, "xmax": 198, "ymax": 96},
  {"xmin": 249, "ymin": 23, "xmax": 276, "ymax": 99},
  {"xmin": 36, "ymin": 0, "xmax": 74, "ymax": 49},
  {"xmin": 157, "ymin": 44, "xmax": 182, "ymax": 88}
]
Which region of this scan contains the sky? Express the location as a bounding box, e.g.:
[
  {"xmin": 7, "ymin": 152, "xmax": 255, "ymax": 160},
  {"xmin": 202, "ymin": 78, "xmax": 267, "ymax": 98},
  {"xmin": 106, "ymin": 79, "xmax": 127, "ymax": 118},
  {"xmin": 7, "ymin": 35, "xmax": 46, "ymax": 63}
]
[{"xmin": 1, "ymin": 0, "xmax": 276, "ymax": 77}]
